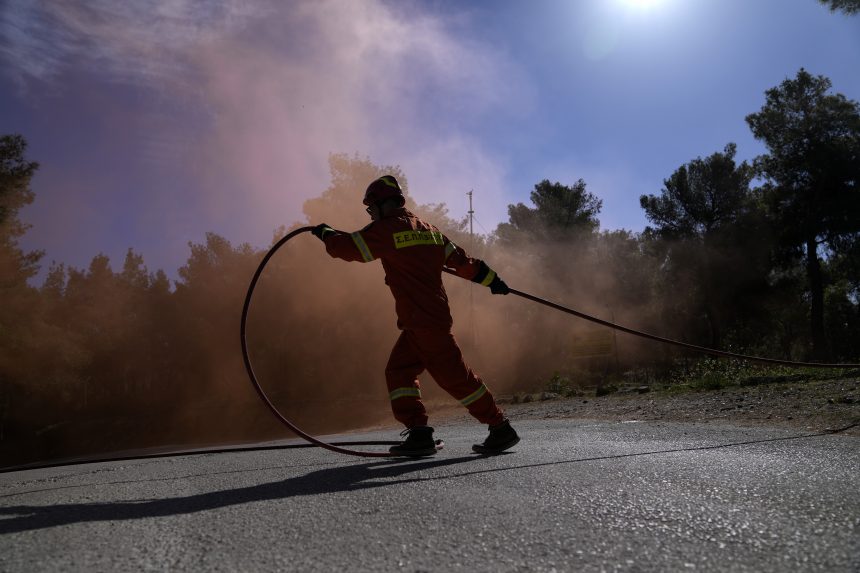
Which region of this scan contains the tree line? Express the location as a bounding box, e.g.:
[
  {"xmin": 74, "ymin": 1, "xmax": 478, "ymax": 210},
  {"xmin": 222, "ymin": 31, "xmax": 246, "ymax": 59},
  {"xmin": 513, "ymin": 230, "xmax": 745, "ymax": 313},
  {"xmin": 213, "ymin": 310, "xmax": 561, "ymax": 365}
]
[{"xmin": 1, "ymin": 68, "xmax": 858, "ymax": 466}]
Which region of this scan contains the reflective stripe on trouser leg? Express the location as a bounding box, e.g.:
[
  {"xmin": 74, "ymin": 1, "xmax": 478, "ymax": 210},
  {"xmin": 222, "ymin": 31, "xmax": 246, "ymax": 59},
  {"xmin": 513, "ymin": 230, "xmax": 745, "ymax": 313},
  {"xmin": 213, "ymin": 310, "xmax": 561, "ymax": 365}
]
[
  {"xmin": 408, "ymin": 329, "xmax": 504, "ymax": 426},
  {"xmin": 460, "ymin": 384, "xmax": 487, "ymax": 406},
  {"xmin": 385, "ymin": 331, "xmax": 429, "ymax": 428},
  {"xmin": 389, "ymin": 387, "xmax": 421, "ymax": 401}
]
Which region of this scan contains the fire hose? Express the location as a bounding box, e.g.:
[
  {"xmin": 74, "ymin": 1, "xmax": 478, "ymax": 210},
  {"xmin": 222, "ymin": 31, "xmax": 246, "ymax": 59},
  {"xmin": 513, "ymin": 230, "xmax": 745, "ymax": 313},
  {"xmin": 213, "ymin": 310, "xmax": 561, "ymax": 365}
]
[
  {"xmin": 240, "ymin": 227, "xmax": 860, "ymax": 458},
  {"xmin": 241, "ymin": 227, "xmax": 396, "ymax": 458}
]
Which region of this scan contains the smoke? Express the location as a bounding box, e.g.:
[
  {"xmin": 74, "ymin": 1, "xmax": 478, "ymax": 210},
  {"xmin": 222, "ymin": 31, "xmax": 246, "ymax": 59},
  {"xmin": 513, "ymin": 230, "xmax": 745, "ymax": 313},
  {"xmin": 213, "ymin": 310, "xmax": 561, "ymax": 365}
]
[
  {"xmin": 187, "ymin": 1, "xmax": 531, "ymax": 241},
  {"xmin": 0, "ymin": 158, "xmax": 694, "ymax": 467},
  {"xmin": 444, "ymin": 235, "xmax": 662, "ymax": 399},
  {"xmin": 1, "ymin": 0, "xmax": 531, "ymax": 276},
  {"xmin": 2, "ymin": 2, "xmax": 672, "ymax": 462}
]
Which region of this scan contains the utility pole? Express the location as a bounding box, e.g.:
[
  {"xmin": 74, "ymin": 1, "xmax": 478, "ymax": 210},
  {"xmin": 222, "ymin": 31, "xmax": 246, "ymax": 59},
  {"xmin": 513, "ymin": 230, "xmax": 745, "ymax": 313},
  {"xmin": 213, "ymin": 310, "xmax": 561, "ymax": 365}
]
[
  {"xmin": 467, "ymin": 190, "xmax": 474, "ymax": 244},
  {"xmin": 467, "ymin": 190, "xmax": 476, "ymax": 347}
]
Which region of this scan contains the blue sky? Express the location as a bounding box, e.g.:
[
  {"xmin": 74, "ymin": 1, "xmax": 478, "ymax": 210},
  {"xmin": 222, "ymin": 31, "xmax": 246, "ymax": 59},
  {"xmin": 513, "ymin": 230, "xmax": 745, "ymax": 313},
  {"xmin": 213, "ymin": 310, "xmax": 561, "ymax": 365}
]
[{"xmin": 1, "ymin": 0, "xmax": 858, "ymax": 279}]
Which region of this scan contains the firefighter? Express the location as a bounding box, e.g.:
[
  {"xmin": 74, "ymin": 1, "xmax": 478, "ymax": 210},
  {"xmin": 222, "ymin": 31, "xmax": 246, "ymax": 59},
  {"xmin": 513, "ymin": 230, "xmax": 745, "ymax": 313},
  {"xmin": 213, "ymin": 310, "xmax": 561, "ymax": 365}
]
[{"xmin": 311, "ymin": 175, "xmax": 519, "ymax": 456}]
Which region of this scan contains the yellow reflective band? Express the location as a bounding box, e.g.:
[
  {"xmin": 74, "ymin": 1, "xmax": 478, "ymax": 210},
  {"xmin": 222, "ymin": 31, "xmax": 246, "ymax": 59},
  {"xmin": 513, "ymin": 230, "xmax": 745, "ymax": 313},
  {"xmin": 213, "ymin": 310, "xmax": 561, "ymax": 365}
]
[
  {"xmin": 460, "ymin": 384, "xmax": 488, "ymax": 406},
  {"xmin": 393, "ymin": 230, "xmax": 444, "ymax": 249},
  {"xmin": 444, "ymin": 241, "xmax": 457, "ymax": 261},
  {"xmin": 351, "ymin": 232, "xmax": 374, "ymax": 262},
  {"xmin": 389, "ymin": 387, "xmax": 421, "ymax": 401},
  {"xmin": 480, "ymin": 269, "xmax": 497, "ymax": 287}
]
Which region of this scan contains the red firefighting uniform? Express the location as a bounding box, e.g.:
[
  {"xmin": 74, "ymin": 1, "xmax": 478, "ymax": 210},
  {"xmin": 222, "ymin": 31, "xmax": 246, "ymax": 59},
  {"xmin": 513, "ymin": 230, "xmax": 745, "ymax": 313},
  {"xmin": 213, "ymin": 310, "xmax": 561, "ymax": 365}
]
[{"xmin": 321, "ymin": 207, "xmax": 505, "ymax": 428}]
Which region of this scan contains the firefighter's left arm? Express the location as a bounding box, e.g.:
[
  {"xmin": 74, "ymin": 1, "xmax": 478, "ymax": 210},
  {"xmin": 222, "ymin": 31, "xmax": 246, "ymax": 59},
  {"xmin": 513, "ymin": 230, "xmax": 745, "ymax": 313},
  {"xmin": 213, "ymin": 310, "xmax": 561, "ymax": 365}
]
[{"xmin": 443, "ymin": 238, "xmax": 509, "ymax": 295}]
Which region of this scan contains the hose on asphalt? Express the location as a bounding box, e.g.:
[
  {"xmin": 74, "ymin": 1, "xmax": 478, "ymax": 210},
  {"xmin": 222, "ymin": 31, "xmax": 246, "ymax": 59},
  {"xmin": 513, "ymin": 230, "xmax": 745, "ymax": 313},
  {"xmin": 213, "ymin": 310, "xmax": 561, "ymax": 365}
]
[{"xmin": 242, "ymin": 228, "xmax": 860, "ymax": 459}]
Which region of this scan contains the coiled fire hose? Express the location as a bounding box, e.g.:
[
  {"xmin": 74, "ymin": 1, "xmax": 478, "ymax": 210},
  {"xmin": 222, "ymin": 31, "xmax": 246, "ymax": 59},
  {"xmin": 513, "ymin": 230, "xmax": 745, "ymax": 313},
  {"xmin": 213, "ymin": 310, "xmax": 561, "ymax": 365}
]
[
  {"xmin": 241, "ymin": 227, "xmax": 860, "ymax": 458},
  {"xmin": 241, "ymin": 227, "xmax": 396, "ymax": 457}
]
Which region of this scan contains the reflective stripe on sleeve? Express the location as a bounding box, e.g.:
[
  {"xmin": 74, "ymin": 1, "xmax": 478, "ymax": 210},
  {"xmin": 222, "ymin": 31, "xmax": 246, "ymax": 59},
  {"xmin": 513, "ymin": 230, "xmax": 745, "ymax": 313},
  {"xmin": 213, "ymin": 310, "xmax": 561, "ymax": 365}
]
[
  {"xmin": 459, "ymin": 384, "xmax": 488, "ymax": 406},
  {"xmin": 444, "ymin": 241, "xmax": 457, "ymax": 261},
  {"xmin": 351, "ymin": 232, "xmax": 374, "ymax": 262},
  {"xmin": 389, "ymin": 387, "xmax": 421, "ymax": 401},
  {"xmin": 480, "ymin": 269, "xmax": 497, "ymax": 286},
  {"xmin": 472, "ymin": 261, "xmax": 495, "ymax": 285}
]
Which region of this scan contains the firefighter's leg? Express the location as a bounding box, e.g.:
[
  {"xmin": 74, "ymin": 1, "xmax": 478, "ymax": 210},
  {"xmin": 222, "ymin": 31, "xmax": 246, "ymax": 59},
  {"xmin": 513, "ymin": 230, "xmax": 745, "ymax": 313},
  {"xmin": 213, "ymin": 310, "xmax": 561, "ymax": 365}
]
[
  {"xmin": 414, "ymin": 329, "xmax": 505, "ymax": 426},
  {"xmin": 385, "ymin": 330, "xmax": 429, "ymax": 428}
]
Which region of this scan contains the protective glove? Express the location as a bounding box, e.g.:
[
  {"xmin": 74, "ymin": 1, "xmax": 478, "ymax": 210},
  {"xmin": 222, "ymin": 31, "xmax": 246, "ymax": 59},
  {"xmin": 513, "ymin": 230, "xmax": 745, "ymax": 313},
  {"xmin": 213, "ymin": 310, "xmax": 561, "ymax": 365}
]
[
  {"xmin": 489, "ymin": 275, "xmax": 510, "ymax": 295},
  {"xmin": 311, "ymin": 223, "xmax": 336, "ymax": 241}
]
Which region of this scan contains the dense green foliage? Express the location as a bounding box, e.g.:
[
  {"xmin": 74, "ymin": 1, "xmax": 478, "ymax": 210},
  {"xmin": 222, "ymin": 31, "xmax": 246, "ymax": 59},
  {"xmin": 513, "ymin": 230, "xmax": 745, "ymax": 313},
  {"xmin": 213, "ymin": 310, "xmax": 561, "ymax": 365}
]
[
  {"xmin": 1, "ymin": 69, "xmax": 858, "ymax": 466},
  {"xmin": 495, "ymin": 179, "xmax": 602, "ymax": 245}
]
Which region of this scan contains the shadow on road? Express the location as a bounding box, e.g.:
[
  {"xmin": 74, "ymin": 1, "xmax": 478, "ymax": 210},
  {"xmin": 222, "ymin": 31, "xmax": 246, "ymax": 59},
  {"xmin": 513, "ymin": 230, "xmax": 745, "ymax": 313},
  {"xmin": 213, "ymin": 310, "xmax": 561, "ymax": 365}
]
[
  {"xmin": 0, "ymin": 455, "xmax": 479, "ymax": 534},
  {"xmin": 0, "ymin": 430, "xmax": 843, "ymax": 534}
]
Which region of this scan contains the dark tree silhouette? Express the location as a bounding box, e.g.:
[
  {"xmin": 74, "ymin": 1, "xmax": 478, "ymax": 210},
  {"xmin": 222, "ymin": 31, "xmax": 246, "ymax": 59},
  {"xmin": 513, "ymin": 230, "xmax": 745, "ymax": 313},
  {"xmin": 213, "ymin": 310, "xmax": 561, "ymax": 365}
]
[
  {"xmin": 818, "ymin": 0, "xmax": 860, "ymax": 14},
  {"xmin": 746, "ymin": 69, "xmax": 860, "ymax": 359}
]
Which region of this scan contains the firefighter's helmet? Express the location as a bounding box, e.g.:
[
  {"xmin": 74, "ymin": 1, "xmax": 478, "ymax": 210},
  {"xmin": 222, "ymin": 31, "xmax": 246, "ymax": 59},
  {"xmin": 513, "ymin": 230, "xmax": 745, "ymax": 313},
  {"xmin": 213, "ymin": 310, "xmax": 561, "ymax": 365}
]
[{"xmin": 364, "ymin": 175, "xmax": 404, "ymax": 206}]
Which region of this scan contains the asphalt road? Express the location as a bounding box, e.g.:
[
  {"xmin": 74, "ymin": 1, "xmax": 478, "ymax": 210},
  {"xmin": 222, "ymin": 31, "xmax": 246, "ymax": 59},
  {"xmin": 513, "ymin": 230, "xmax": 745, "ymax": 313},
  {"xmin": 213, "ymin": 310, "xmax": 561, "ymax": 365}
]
[{"xmin": 1, "ymin": 420, "xmax": 857, "ymax": 572}]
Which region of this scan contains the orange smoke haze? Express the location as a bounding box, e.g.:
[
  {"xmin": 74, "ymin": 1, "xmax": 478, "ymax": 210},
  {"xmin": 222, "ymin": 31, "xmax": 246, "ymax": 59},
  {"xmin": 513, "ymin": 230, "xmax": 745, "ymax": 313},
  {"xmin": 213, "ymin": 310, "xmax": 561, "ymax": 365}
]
[
  {"xmin": 0, "ymin": 2, "xmax": 670, "ymax": 465},
  {"xmin": 188, "ymin": 1, "xmax": 529, "ymax": 249}
]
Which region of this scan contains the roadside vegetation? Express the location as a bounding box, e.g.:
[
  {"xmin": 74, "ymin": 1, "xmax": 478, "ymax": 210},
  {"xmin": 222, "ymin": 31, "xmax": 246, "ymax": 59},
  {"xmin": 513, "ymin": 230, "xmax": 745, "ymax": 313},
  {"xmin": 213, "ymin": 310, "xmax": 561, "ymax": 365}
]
[{"xmin": 531, "ymin": 362, "xmax": 860, "ymax": 399}]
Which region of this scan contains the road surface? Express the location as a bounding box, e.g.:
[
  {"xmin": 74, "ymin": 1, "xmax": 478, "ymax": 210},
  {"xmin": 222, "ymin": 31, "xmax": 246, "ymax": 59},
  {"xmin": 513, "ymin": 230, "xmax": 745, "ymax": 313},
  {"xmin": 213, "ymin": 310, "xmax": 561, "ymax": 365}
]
[{"xmin": 1, "ymin": 420, "xmax": 857, "ymax": 572}]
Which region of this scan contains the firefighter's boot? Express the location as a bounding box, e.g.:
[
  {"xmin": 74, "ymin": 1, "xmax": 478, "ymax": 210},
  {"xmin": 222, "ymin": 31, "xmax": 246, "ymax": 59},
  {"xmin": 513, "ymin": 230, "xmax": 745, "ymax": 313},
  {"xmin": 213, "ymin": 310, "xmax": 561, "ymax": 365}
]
[
  {"xmin": 472, "ymin": 419, "xmax": 520, "ymax": 454},
  {"xmin": 389, "ymin": 426, "xmax": 437, "ymax": 457}
]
